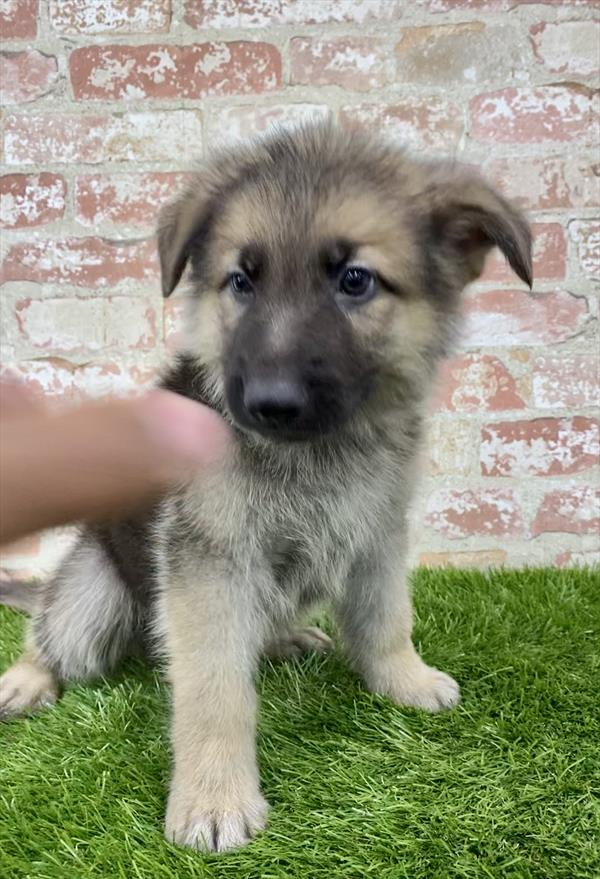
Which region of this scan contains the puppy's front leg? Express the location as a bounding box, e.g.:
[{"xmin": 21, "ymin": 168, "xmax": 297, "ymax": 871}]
[
  {"xmin": 338, "ymin": 542, "xmax": 460, "ymax": 712},
  {"xmin": 163, "ymin": 559, "xmax": 268, "ymax": 853}
]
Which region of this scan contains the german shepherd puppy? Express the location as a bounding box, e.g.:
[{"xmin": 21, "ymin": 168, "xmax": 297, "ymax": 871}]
[{"xmin": 0, "ymin": 123, "xmax": 532, "ymax": 852}]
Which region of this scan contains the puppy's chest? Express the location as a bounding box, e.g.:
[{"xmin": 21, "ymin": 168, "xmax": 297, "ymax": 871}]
[{"xmin": 225, "ymin": 450, "xmax": 397, "ymax": 589}]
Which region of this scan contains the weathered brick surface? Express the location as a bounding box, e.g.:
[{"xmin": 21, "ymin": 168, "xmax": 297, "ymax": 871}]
[
  {"xmin": 209, "ymin": 103, "xmax": 332, "ymax": 140},
  {"xmin": 426, "ymin": 489, "xmax": 524, "ymax": 539},
  {"xmin": 291, "ymin": 37, "xmax": 388, "ymax": 91},
  {"xmin": 532, "ymin": 487, "xmax": 600, "ymax": 536},
  {"xmin": 532, "ymin": 356, "xmax": 599, "ymax": 409},
  {"xmin": 427, "ymin": 417, "xmax": 475, "ymax": 476},
  {"xmin": 0, "ymin": 0, "xmax": 38, "ymax": 39},
  {"xmin": 339, "ymin": 99, "xmax": 463, "ymax": 149},
  {"xmin": 0, "ymin": 173, "xmax": 66, "ymax": 228},
  {"xmin": 395, "ymin": 23, "xmax": 528, "ymax": 86},
  {"xmin": 470, "ymin": 86, "xmax": 598, "ymax": 144},
  {"xmin": 75, "ymin": 172, "xmax": 187, "ymax": 227},
  {"xmin": 462, "ymin": 289, "xmax": 590, "ymax": 348},
  {"xmin": 421, "ymin": 0, "xmax": 509, "ymax": 9},
  {"xmin": 419, "ymin": 549, "xmax": 507, "ymax": 568},
  {"xmin": 555, "ymin": 550, "xmax": 600, "ymax": 569},
  {"xmin": 481, "ymin": 417, "xmax": 599, "ymax": 477},
  {"xmin": 14, "ymin": 297, "xmax": 107, "ymax": 353},
  {"xmin": 184, "ymin": 0, "xmax": 403, "ymax": 28},
  {"xmin": 4, "ymin": 112, "xmax": 203, "ymax": 165},
  {"xmin": 1, "ymin": 238, "xmax": 159, "ymax": 288},
  {"xmin": 13, "ymin": 297, "xmax": 158, "ymax": 353},
  {"xmin": 1, "ymin": 0, "xmax": 597, "ymax": 573},
  {"xmin": 70, "ymin": 43, "xmax": 281, "ymax": 101},
  {"xmin": 49, "ymin": 0, "xmax": 171, "ymax": 34},
  {"xmin": 529, "ymin": 21, "xmax": 599, "ymax": 77},
  {"xmin": 486, "ymin": 157, "xmax": 599, "ymax": 211},
  {"xmin": 163, "ymin": 298, "xmax": 186, "ymax": 353},
  {"xmin": 569, "ymin": 220, "xmax": 600, "ymax": 279},
  {"xmin": 0, "ymin": 50, "xmax": 58, "ymax": 104},
  {"xmin": 1, "ymin": 357, "xmax": 158, "ymax": 399},
  {"xmin": 435, "ymin": 354, "xmax": 525, "ymax": 413}
]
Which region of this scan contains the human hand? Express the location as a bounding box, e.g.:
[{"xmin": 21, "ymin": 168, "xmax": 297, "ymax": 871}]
[{"xmin": 0, "ymin": 381, "xmax": 229, "ymax": 545}]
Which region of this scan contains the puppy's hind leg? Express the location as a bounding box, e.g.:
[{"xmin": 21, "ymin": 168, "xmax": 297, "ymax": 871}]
[
  {"xmin": 265, "ymin": 626, "xmax": 333, "ymax": 660},
  {"xmin": 0, "ymin": 532, "xmax": 143, "ymax": 719}
]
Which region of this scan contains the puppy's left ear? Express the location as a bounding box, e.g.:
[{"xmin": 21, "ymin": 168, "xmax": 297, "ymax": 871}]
[
  {"xmin": 158, "ymin": 177, "xmax": 212, "ymax": 298},
  {"xmin": 422, "ymin": 171, "xmax": 533, "ymax": 288}
]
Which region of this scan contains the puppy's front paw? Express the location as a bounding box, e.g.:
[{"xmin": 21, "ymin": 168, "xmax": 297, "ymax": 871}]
[
  {"xmin": 367, "ymin": 650, "xmax": 460, "ymax": 713},
  {"xmin": 165, "ymin": 782, "xmax": 269, "ymax": 852}
]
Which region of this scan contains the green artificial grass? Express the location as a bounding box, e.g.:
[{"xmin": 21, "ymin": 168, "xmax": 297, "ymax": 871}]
[{"xmin": 1, "ymin": 568, "xmax": 598, "ymax": 879}]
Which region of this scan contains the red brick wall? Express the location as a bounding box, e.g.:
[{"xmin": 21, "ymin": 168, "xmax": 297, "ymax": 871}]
[{"xmin": 1, "ymin": 0, "xmax": 598, "ymax": 575}]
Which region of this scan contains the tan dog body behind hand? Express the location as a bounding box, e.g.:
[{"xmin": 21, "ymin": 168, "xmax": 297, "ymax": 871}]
[{"xmin": 0, "ymin": 123, "xmax": 532, "ymax": 852}]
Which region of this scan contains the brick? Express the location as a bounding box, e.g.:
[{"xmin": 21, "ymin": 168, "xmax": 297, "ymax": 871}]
[
  {"xmin": 424, "ymin": 0, "xmax": 596, "ymax": 8},
  {"xmin": 487, "ymin": 157, "xmax": 600, "ymax": 211},
  {"xmin": 0, "ymin": 173, "xmax": 66, "ymax": 228},
  {"xmin": 419, "ymin": 549, "xmax": 507, "ymax": 568},
  {"xmin": 184, "ymin": 0, "xmax": 402, "ymax": 27},
  {"xmin": 482, "ymin": 223, "xmax": 566, "ymax": 282},
  {"xmin": 49, "ymin": 0, "xmax": 171, "ymax": 34},
  {"xmin": 480, "ymin": 417, "xmax": 599, "ymax": 477},
  {"xmin": 0, "ymin": 0, "xmax": 37, "ymax": 39},
  {"xmin": 164, "ymin": 298, "xmax": 185, "ymax": 353},
  {"xmin": 420, "ymin": 0, "xmax": 509, "ymax": 9},
  {"xmin": 1, "ymin": 237, "xmax": 159, "ymax": 289},
  {"xmin": 12, "ymin": 297, "xmax": 158, "ymax": 352},
  {"xmin": 532, "ymin": 355, "xmax": 599, "ymax": 409},
  {"xmin": 1, "ymin": 357, "xmax": 158, "ymax": 398},
  {"xmin": 290, "ymin": 37, "xmax": 388, "ymax": 91},
  {"xmin": 532, "ymin": 487, "xmax": 600, "ymax": 536},
  {"xmin": 4, "ymin": 111, "xmax": 203, "ymax": 165},
  {"xmin": 425, "ymin": 488, "xmax": 523, "ymax": 539},
  {"xmin": 75, "ymin": 172, "xmax": 186, "ymax": 227},
  {"xmin": 470, "ymin": 86, "xmax": 598, "ymax": 144},
  {"xmin": 463, "ymin": 289, "xmax": 590, "ymax": 347},
  {"xmin": 210, "ymin": 103, "xmax": 332, "ymax": 140},
  {"xmin": 0, "ymin": 50, "xmax": 58, "ymax": 104},
  {"xmin": 530, "ymin": 21, "xmax": 599, "ymax": 78},
  {"xmin": 427, "ymin": 417, "xmax": 475, "ymax": 476},
  {"xmin": 340, "ymin": 99, "xmax": 463, "ymax": 150},
  {"xmin": 105, "ymin": 297, "xmax": 158, "ymax": 350},
  {"xmin": 555, "ymin": 550, "xmax": 600, "ymax": 569},
  {"xmin": 70, "ymin": 43, "xmax": 281, "ymax": 101},
  {"xmin": 14, "ymin": 298, "xmax": 107, "ymax": 352},
  {"xmin": 569, "ymin": 220, "xmax": 600, "ymax": 279},
  {"xmin": 435, "ymin": 354, "xmax": 525, "ymax": 413},
  {"xmin": 395, "ymin": 23, "xmax": 527, "ymax": 86}
]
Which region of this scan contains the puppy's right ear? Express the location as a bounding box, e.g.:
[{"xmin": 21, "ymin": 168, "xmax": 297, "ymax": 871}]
[{"xmin": 157, "ymin": 179, "xmax": 211, "ymax": 297}]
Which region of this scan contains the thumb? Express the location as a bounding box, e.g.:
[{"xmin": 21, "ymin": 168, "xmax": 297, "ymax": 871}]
[{"xmin": 0, "ymin": 390, "xmax": 230, "ymax": 545}]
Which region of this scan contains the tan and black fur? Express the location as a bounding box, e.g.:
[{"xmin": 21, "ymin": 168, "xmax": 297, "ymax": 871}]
[{"xmin": 0, "ymin": 123, "xmax": 532, "ymax": 852}]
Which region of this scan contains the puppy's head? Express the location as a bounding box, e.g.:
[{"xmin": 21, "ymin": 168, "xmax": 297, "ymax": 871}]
[{"xmin": 159, "ymin": 124, "xmax": 532, "ymax": 442}]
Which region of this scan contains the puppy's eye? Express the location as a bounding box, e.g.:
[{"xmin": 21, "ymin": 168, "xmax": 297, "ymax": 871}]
[
  {"xmin": 339, "ymin": 266, "xmax": 375, "ymax": 300},
  {"xmin": 229, "ymin": 271, "xmax": 253, "ymax": 299}
]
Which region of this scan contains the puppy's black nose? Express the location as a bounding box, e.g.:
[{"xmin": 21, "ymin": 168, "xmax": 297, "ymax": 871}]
[{"xmin": 243, "ymin": 378, "xmax": 308, "ymax": 427}]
